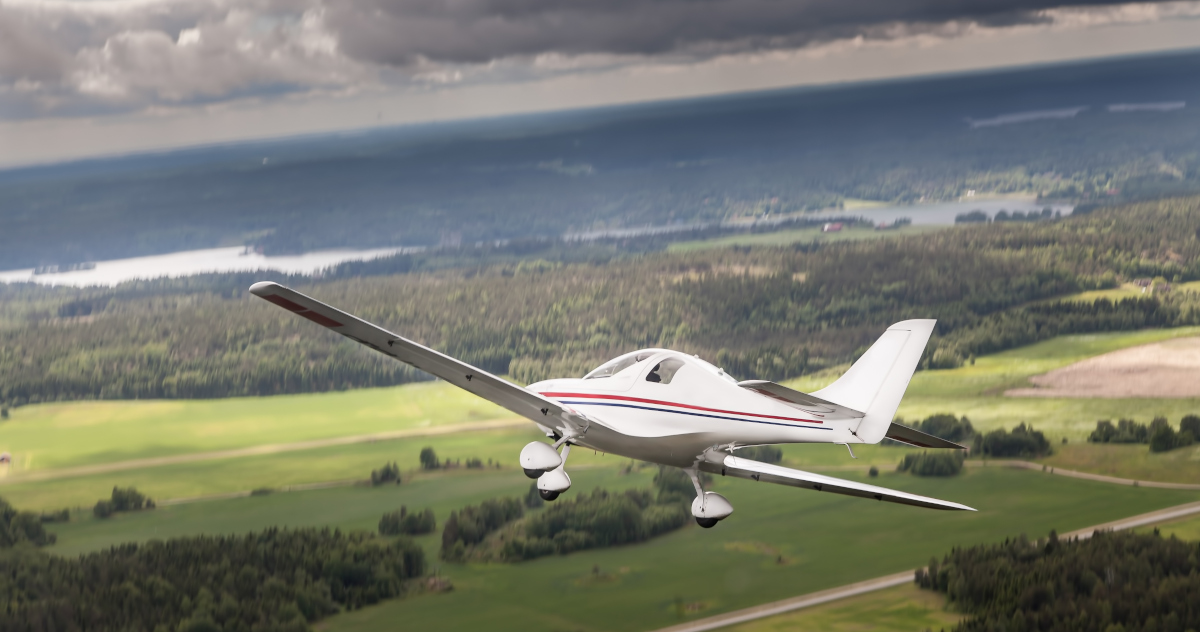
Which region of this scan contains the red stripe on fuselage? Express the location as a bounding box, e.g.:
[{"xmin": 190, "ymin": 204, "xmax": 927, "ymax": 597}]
[{"xmin": 540, "ymin": 392, "xmax": 822, "ymax": 424}]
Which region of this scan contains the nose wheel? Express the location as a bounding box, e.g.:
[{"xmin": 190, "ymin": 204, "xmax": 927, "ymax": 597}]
[
  {"xmin": 695, "ymin": 517, "xmax": 719, "ymax": 529},
  {"xmin": 539, "ymin": 489, "xmax": 561, "ymax": 501}
]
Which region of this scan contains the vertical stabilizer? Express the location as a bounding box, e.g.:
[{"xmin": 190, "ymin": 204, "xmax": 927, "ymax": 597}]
[{"xmin": 812, "ymin": 319, "xmax": 936, "ymax": 443}]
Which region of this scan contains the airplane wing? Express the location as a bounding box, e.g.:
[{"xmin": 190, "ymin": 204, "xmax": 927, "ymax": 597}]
[
  {"xmin": 702, "ymin": 454, "xmax": 975, "ymax": 511},
  {"xmin": 248, "ymin": 282, "xmax": 582, "ymax": 431},
  {"xmin": 884, "ymin": 423, "xmax": 969, "ymax": 450},
  {"xmin": 738, "ymin": 380, "xmax": 865, "ymax": 419}
]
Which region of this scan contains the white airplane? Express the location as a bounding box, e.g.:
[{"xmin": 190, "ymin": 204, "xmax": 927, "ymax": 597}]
[{"xmin": 251, "ymin": 281, "xmax": 974, "ymax": 527}]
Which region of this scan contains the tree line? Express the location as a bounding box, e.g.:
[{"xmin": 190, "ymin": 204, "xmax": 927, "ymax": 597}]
[
  {"xmin": 0, "ymin": 525, "xmax": 426, "ymax": 632},
  {"xmin": 441, "ymin": 468, "xmax": 699, "ymax": 563},
  {"xmin": 3, "ymin": 196, "xmax": 1200, "ymax": 407},
  {"xmin": 1089, "ymin": 416, "xmax": 1200, "ymax": 453},
  {"xmin": 917, "ymin": 530, "xmax": 1200, "ymax": 632}
]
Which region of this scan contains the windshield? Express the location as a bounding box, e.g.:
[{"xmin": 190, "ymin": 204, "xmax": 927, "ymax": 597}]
[{"xmin": 583, "ymin": 351, "xmax": 657, "ymax": 379}]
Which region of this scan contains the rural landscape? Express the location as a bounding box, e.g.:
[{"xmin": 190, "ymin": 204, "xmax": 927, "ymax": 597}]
[{"xmin": 4, "ymin": 22, "xmax": 1200, "ymax": 632}]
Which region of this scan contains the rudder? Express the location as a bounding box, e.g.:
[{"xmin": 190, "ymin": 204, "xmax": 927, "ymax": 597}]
[{"xmin": 812, "ymin": 319, "xmax": 936, "ymax": 443}]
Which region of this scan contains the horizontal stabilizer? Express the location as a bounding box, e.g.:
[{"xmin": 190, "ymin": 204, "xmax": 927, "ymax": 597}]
[
  {"xmin": 885, "ymin": 423, "xmax": 969, "ymax": 450},
  {"xmin": 703, "ymin": 454, "xmax": 975, "ymax": 511},
  {"xmin": 738, "ymin": 380, "xmax": 865, "ymax": 419}
]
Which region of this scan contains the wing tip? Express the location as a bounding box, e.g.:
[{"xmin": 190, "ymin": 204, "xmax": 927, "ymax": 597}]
[{"xmin": 249, "ymin": 281, "xmax": 283, "ymax": 297}]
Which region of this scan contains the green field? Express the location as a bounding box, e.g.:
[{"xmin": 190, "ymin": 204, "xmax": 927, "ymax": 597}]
[
  {"xmin": 724, "ymin": 583, "xmax": 961, "ymax": 632},
  {"xmin": 6, "ymin": 326, "xmax": 1200, "ymax": 631},
  {"xmin": 1142, "ymin": 514, "xmax": 1200, "ymax": 541},
  {"xmin": 1041, "ymin": 443, "xmax": 1200, "ymax": 484},
  {"xmin": 666, "ymin": 224, "xmax": 945, "ymax": 252},
  {"xmin": 5, "ymin": 326, "xmax": 1200, "ymax": 512},
  {"xmin": 315, "ymin": 467, "xmax": 1195, "ymax": 632},
  {"xmin": 790, "ymin": 327, "xmax": 1200, "ymax": 441},
  {"xmin": 0, "ymin": 380, "xmax": 512, "ymax": 472}
]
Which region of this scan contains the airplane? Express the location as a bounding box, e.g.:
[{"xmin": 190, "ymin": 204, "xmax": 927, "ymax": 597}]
[{"xmin": 250, "ymin": 281, "xmax": 975, "ymax": 528}]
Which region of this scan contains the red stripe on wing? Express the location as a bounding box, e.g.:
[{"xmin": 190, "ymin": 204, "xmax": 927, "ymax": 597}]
[{"xmin": 261, "ymin": 294, "xmax": 343, "ymax": 328}]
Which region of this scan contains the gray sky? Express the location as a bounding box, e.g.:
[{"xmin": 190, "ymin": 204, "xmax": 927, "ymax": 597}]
[{"xmin": 2, "ymin": 0, "xmax": 1200, "ymax": 168}]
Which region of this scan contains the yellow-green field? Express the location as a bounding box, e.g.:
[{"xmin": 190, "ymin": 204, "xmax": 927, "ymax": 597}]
[
  {"xmin": 1059, "ymin": 280, "xmax": 1200, "ymax": 303},
  {"xmin": 4, "ymin": 326, "xmax": 1200, "ymax": 509},
  {"xmin": 666, "ymin": 224, "xmax": 945, "ymax": 252},
  {"xmin": 5, "ymin": 325, "xmax": 1200, "ymax": 632},
  {"xmin": 1142, "ymin": 514, "xmax": 1200, "ymax": 541},
  {"xmin": 724, "ymin": 583, "xmax": 961, "ymax": 632},
  {"xmin": 1042, "ymin": 443, "xmax": 1200, "ymax": 484},
  {"xmin": 0, "ymin": 380, "xmax": 512, "ymax": 473},
  {"xmin": 789, "ymin": 327, "xmax": 1200, "ymax": 441}
]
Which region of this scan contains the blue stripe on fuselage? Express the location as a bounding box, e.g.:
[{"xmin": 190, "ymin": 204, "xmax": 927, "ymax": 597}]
[{"xmin": 557, "ymin": 400, "xmax": 832, "ymax": 430}]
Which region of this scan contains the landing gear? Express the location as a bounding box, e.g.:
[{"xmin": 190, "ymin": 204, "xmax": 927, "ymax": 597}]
[
  {"xmin": 524, "ymin": 468, "xmax": 544, "ymax": 479},
  {"xmin": 536, "ymin": 444, "xmax": 572, "ymax": 500},
  {"xmin": 687, "ymin": 467, "xmax": 734, "ymax": 528}
]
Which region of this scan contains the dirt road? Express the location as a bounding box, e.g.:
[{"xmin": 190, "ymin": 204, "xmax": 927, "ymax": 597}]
[{"xmin": 650, "ymin": 499, "xmax": 1200, "ymax": 632}]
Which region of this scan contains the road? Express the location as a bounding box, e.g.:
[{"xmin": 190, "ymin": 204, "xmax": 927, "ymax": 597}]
[
  {"xmin": 650, "ymin": 499, "xmax": 1200, "ymax": 632},
  {"xmin": 0, "ymin": 418, "xmax": 529, "ymax": 484},
  {"xmin": 969, "ymin": 459, "xmax": 1200, "ymax": 490}
]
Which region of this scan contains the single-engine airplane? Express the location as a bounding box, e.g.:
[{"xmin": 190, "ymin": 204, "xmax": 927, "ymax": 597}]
[{"xmin": 250, "ymin": 281, "xmax": 975, "ymax": 527}]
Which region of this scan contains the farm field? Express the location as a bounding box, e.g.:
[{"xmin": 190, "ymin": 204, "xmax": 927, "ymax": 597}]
[
  {"xmin": 722, "ymin": 583, "xmax": 961, "ymax": 632},
  {"xmin": 666, "ymin": 224, "xmax": 943, "ymax": 252},
  {"xmin": 0, "ymin": 379, "xmax": 512, "ymax": 473},
  {"xmin": 315, "ymin": 467, "xmax": 1196, "ymax": 632},
  {"xmin": 0, "ymin": 425, "xmax": 916, "ymax": 512},
  {"xmin": 4, "ymin": 326, "xmax": 1200, "ymax": 511},
  {"xmin": 1041, "ymin": 443, "xmax": 1200, "ymax": 485},
  {"xmin": 46, "ymin": 462, "xmax": 658, "ymax": 557},
  {"xmin": 789, "ymin": 327, "xmax": 1200, "ymax": 441},
  {"xmin": 1142, "ymin": 513, "xmax": 1200, "ymax": 541}
]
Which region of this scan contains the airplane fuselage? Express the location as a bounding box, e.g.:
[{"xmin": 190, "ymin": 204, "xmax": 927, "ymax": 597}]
[{"xmin": 527, "ymin": 349, "xmax": 856, "ymax": 468}]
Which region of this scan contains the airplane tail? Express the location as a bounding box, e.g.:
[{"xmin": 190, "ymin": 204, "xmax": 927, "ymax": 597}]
[{"xmin": 811, "ymin": 319, "xmax": 936, "ymax": 444}]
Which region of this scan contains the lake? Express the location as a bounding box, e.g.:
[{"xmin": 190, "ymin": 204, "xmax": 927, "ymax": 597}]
[{"xmin": 0, "ymin": 246, "xmax": 418, "ymax": 288}]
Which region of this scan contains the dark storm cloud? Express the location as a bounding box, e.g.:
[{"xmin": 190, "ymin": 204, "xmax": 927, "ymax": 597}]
[
  {"xmin": 0, "ymin": 0, "xmax": 1188, "ymax": 118},
  {"xmin": 324, "ymin": 0, "xmax": 1142, "ymax": 65}
]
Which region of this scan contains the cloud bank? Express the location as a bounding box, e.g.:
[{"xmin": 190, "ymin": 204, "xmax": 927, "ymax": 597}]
[{"xmin": 1, "ymin": 0, "xmax": 1198, "ymax": 119}]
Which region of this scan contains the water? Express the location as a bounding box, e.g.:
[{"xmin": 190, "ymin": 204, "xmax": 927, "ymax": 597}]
[
  {"xmin": 566, "ymin": 198, "xmax": 1075, "ymax": 240},
  {"xmin": 1, "ymin": 198, "xmax": 1071, "ymax": 287},
  {"xmin": 804, "ymin": 199, "xmax": 1074, "ymax": 226},
  {"xmin": 0, "ymin": 245, "xmax": 419, "ymax": 287}
]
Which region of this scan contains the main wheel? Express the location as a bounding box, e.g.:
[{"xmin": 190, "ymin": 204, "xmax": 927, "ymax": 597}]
[
  {"xmin": 695, "ymin": 517, "xmax": 719, "ymax": 529},
  {"xmin": 523, "ymin": 468, "xmax": 544, "ymax": 479},
  {"xmin": 539, "ymin": 489, "xmax": 561, "ymax": 501}
]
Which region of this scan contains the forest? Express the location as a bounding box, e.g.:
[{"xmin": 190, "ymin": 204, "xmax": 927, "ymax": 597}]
[
  {"xmin": 2, "ymin": 50, "xmax": 1200, "ymax": 269},
  {"xmin": 2, "ymin": 196, "xmax": 1199, "ymax": 407},
  {"xmin": 917, "ymin": 530, "xmax": 1200, "ymax": 632},
  {"xmin": 0, "ymin": 526, "xmax": 426, "ymax": 632}
]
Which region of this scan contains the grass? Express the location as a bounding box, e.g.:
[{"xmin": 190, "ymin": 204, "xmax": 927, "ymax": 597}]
[
  {"xmin": 1140, "ymin": 514, "xmax": 1200, "ymax": 541},
  {"xmin": 666, "ymin": 225, "xmax": 944, "ymax": 252},
  {"xmin": 0, "ymin": 380, "xmax": 513, "ymax": 472},
  {"xmin": 724, "ymin": 583, "xmax": 961, "ymax": 632},
  {"xmin": 1041, "ymin": 443, "xmax": 1200, "ymax": 484},
  {"xmin": 46, "ymin": 462, "xmax": 658, "ymax": 558},
  {"xmin": 1, "ymin": 425, "xmax": 919, "ymax": 512},
  {"xmin": 787, "ymin": 327, "xmax": 1200, "ymax": 441},
  {"xmin": 315, "ymin": 466, "xmax": 1196, "ymax": 632},
  {"xmin": 3, "ymin": 326, "xmax": 1199, "ymax": 506}
]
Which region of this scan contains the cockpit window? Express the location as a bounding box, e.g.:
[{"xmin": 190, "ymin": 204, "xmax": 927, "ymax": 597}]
[
  {"xmin": 645, "ymin": 358, "xmax": 685, "ymax": 385},
  {"xmin": 583, "ymin": 352, "xmax": 656, "ymax": 379}
]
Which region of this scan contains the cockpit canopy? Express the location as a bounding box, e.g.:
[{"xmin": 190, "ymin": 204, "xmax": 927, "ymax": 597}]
[{"xmin": 582, "ymin": 349, "xmax": 738, "ymax": 385}]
